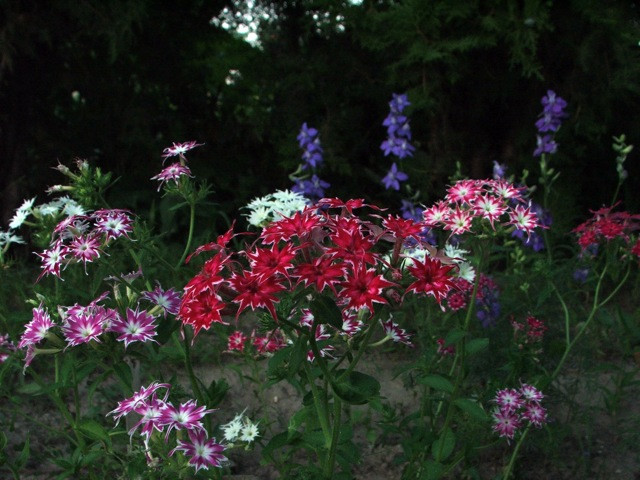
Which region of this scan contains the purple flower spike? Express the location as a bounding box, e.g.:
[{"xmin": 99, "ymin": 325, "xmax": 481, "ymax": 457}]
[{"xmin": 382, "ymin": 162, "xmax": 408, "ymax": 191}]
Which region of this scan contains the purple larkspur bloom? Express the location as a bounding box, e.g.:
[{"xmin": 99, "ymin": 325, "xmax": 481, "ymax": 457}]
[
  {"xmin": 382, "ymin": 162, "xmax": 409, "ymax": 191},
  {"xmin": 493, "ymin": 160, "xmax": 507, "ymax": 180},
  {"xmin": 573, "ymin": 267, "xmax": 589, "ymax": 283},
  {"xmin": 292, "ymin": 174, "xmax": 330, "ymax": 200},
  {"xmin": 296, "ymin": 123, "xmax": 324, "ymax": 170},
  {"xmin": 533, "ymin": 134, "xmax": 558, "ymax": 157},
  {"xmin": 381, "ymin": 93, "xmax": 414, "ymax": 159}
]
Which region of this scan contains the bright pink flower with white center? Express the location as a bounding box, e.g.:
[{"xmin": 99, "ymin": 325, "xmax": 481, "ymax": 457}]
[
  {"xmin": 61, "ymin": 312, "xmax": 103, "ymax": 347},
  {"xmin": 35, "ymin": 240, "xmax": 69, "ymax": 281},
  {"xmin": 141, "ymin": 284, "xmax": 181, "ymax": 317},
  {"xmin": 338, "ymin": 265, "xmax": 396, "ymax": 313},
  {"xmin": 70, "ymin": 233, "xmax": 102, "ymax": 269},
  {"xmin": 18, "ymin": 306, "xmax": 54, "ymax": 349},
  {"xmin": 522, "ymin": 403, "xmax": 547, "ymax": 427},
  {"xmin": 169, "ymin": 429, "xmax": 227, "ymax": 472},
  {"xmin": 473, "ymin": 195, "xmax": 507, "ymax": 229},
  {"xmin": 158, "ymin": 399, "xmax": 214, "ymax": 441},
  {"xmin": 443, "ymin": 207, "xmax": 473, "ymax": 235},
  {"xmin": 227, "ymin": 330, "xmax": 248, "ymax": 352},
  {"xmin": 495, "ymin": 388, "xmax": 524, "ymax": 413},
  {"xmin": 111, "ymin": 308, "xmax": 158, "ymax": 348},
  {"xmin": 380, "ymin": 318, "xmax": 414, "ymax": 347},
  {"xmin": 162, "ymin": 140, "xmax": 203, "ymax": 160},
  {"xmin": 151, "ymin": 162, "xmax": 193, "ymax": 191},
  {"xmin": 490, "ymin": 179, "xmax": 524, "ymax": 201},
  {"xmin": 508, "ymin": 203, "xmax": 540, "ymax": 237},
  {"xmin": 446, "ymin": 179, "xmax": 483, "ymax": 204},
  {"xmin": 130, "ymin": 394, "xmax": 167, "ymax": 441},
  {"xmin": 423, "ymin": 201, "xmax": 450, "ymax": 226},
  {"xmin": 519, "ymin": 383, "xmax": 544, "ymax": 403},
  {"xmin": 305, "ymin": 323, "xmax": 334, "ymax": 362},
  {"xmin": 492, "ymin": 409, "xmax": 521, "ymax": 440},
  {"xmin": 107, "ymin": 381, "xmax": 171, "ymax": 425},
  {"xmin": 53, "ymin": 214, "xmax": 90, "ymax": 240},
  {"xmin": 93, "ymin": 209, "xmax": 133, "ymax": 241}
]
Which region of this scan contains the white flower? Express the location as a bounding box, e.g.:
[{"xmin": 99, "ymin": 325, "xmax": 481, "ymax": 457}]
[
  {"xmin": 8, "ymin": 210, "xmax": 29, "ymax": 230},
  {"xmin": 34, "ymin": 202, "xmax": 61, "ymax": 217},
  {"xmin": 0, "ymin": 230, "xmax": 25, "ymax": 246},
  {"xmin": 457, "ymin": 262, "xmax": 476, "ymax": 283},
  {"xmin": 17, "ymin": 197, "xmax": 36, "ymax": 214},
  {"xmin": 247, "ymin": 206, "xmax": 271, "ymax": 227},
  {"xmin": 222, "ymin": 419, "xmax": 243, "ymax": 442},
  {"xmin": 63, "ymin": 201, "xmax": 86, "ymax": 217},
  {"xmin": 240, "ymin": 422, "xmax": 259, "ymax": 443},
  {"xmin": 243, "ymin": 190, "xmax": 308, "ymax": 227},
  {"xmin": 444, "ymin": 244, "xmax": 469, "ymax": 263}
]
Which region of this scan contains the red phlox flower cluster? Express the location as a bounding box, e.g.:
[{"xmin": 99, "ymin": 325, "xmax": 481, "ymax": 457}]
[
  {"xmin": 573, "ymin": 204, "xmax": 640, "ymax": 254},
  {"xmin": 511, "ymin": 314, "xmax": 547, "ymax": 345}
]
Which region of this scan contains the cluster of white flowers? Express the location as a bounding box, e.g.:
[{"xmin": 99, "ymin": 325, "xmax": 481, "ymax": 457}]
[
  {"xmin": 1, "ymin": 196, "xmax": 87, "ymax": 251},
  {"xmin": 443, "ymin": 244, "xmax": 476, "ymax": 283},
  {"xmin": 220, "ymin": 411, "xmax": 259, "ymax": 446},
  {"xmin": 242, "ymin": 189, "xmax": 308, "ymax": 227}
]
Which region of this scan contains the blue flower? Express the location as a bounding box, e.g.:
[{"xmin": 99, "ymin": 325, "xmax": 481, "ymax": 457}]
[
  {"xmin": 380, "ymin": 92, "xmax": 415, "ymax": 159},
  {"xmin": 382, "ymin": 163, "xmax": 408, "ymax": 191}
]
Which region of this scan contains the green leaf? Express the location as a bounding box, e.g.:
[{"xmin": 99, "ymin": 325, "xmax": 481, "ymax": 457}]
[
  {"xmin": 206, "ymin": 378, "xmax": 229, "ymax": 407},
  {"xmin": 418, "ymin": 375, "xmax": 454, "ymax": 393},
  {"xmin": 15, "ymin": 436, "xmax": 29, "ymax": 469},
  {"xmin": 288, "ymin": 406, "xmax": 311, "ymax": 437},
  {"xmin": 332, "ymin": 370, "xmax": 381, "ymax": 405},
  {"xmin": 310, "ymin": 295, "xmax": 343, "ymax": 329},
  {"xmin": 453, "ymin": 398, "xmax": 488, "ymax": 421},
  {"xmin": 444, "ymin": 328, "xmax": 466, "ymax": 346},
  {"xmin": 431, "ymin": 428, "xmax": 455, "ymax": 462},
  {"xmin": 77, "ymin": 419, "xmax": 112, "ymax": 447},
  {"xmin": 113, "ymin": 361, "xmax": 132, "ymax": 393},
  {"xmin": 287, "ymin": 335, "xmax": 307, "ymax": 377},
  {"xmin": 466, "ymin": 338, "xmax": 489, "ymax": 355},
  {"xmin": 419, "ymin": 459, "xmax": 444, "ymax": 480}
]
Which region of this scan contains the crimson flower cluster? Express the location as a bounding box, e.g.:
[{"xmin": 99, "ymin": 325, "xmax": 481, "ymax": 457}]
[
  {"xmin": 179, "ymin": 198, "xmax": 459, "ymax": 347},
  {"xmin": 492, "ymin": 384, "xmax": 547, "ymax": 441},
  {"xmin": 423, "ymin": 179, "xmax": 542, "ymax": 237},
  {"xmin": 573, "ymin": 204, "xmax": 640, "ymax": 256},
  {"xmin": 510, "ymin": 315, "xmax": 547, "ymax": 345},
  {"xmin": 108, "ymin": 382, "xmax": 226, "ymax": 472},
  {"xmin": 35, "ymin": 208, "xmax": 134, "ymax": 280}
]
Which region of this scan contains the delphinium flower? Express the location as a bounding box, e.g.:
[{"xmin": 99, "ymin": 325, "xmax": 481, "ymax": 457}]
[
  {"xmin": 382, "ymin": 162, "xmax": 409, "ymax": 191},
  {"xmin": 491, "ymin": 384, "xmax": 547, "ymax": 441},
  {"xmin": 492, "ymin": 161, "xmax": 507, "ymax": 180},
  {"xmin": 475, "ymin": 274, "xmax": 500, "ymax": 328},
  {"xmin": 533, "ymin": 90, "xmax": 568, "ymax": 157},
  {"xmin": 380, "ymin": 93, "xmax": 414, "ymax": 160},
  {"xmin": 291, "ymin": 123, "xmax": 330, "ymax": 201}
]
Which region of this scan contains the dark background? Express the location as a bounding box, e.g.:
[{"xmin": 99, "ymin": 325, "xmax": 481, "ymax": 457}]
[{"xmin": 2, "ymin": 0, "xmax": 639, "ymax": 233}]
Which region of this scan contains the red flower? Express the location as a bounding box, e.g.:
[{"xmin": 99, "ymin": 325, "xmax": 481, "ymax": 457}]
[
  {"xmin": 338, "ymin": 265, "xmax": 396, "ymax": 313},
  {"xmin": 326, "ymin": 221, "xmax": 379, "ymax": 266},
  {"xmin": 228, "ymin": 270, "xmax": 286, "ymax": 320},
  {"xmin": 245, "ymin": 243, "xmax": 298, "ymax": 279},
  {"xmin": 406, "ymin": 257, "xmax": 456, "ymax": 305},
  {"xmin": 260, "ymin": 208, "xmax": 321, "ymax": 244},
  {"xmin": 179, "ymin": 291, "xmax": 228, "ymax": 337},
  {"xmin": 293, "ymin": 256, "xmax": 346, "ymax": 294},
  {"xmin": 382, "ymin": 215, "xmax": 424, "ymax": 242}
]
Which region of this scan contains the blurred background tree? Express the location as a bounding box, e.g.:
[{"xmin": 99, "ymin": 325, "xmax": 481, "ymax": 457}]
[{"xmin": 1, "ymin": 0, "xmax": 639, "ymax": 236}]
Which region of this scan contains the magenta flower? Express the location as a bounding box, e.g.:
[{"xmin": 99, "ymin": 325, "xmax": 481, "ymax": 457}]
[
  {"xmin": 141, "ymin": 284, "xmax": 181, "ymax": 317},
  {"xmin": 130, "ymin": 394, "xmax": 168, "ymax": 442},
  {"xmin": 61, "ymin": 312, "xmax": 104, "ymax": 347},
  {"xmin": 519, "ymin": 383, "xmax": 544, "ymax": 403},
  {"xmin": 18, "ymin": 306, "xmax": 54, "ymax": 349},
  {"xmin": 380, "ymin": 317, "xmax": 414, "ymax": 347},
  {"xmin": 162, "ymin": 140, "xmax": 203, "ymax": 160},
  {"xmin": 522, "ymin": 403, "xmax": 547, "ymax": 427},
  {"xmin": 169, "ymin": 429, "xmax": 227, "ymax": 472},
  {"xmin": 92, "ymin": 209, "xmax": 133, "ymax": 241},
  {"xmin": 35, "ymin": 240, "xmax": 69, "ymax": 281},
  {"xmin": 111, "ymin": 308, "xmax": 158, "ymax": 348},
  {"xmin": 495, "ymin": 388, "xmax": 524, "ymax": 414},
  {"xmin": 150, "ymin": 163, "xmax": 193, "ymax": 191},
  {"xmin": 69, "ymin": 233, "xmax": 102, "ymax": 270},
  {"xmin": 108, "ymin": 381, "xmax": 171, "ymax": 425},
  {"xmin": 227, "ymin": 330, "xmax": 248, "ymax": 352},
  {"xmin": 492, "ymin": 409, "xmax": 521, "ymax": 440},
  {"xmin": 158, "ymin": 399, "xmax": 214, "ymax": 441}
]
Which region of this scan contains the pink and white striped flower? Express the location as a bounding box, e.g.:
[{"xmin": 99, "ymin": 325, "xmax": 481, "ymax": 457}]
[
  {"xmin": 169, "ymin": 429, "xmax": 227, "ymax": 472},
  {"xmin": 93, "ymin": 209, "xmax": 133, "ymax": 240},
  {"xmin": 141, "ymin": 284, "xmax": 181, "ymax": 317},
  {"xmin": 61, "ymin": 312, "xmax": 104, "ymax": 347},
  {"xmin": 423, "ymin": 201, "xmax": 450, "ymax": 226},
  {"xmin": 151, "ymin": 163, "xmax": 193, "ymax": 191},
  {"xmin": 158, "ymin": 399, "xmax": 214, "ymax": 441},
  {"xmin": 111, "ymin": 308, "xmax": 158, "ymax": 348},
  {"xmin": 130, "ymin": 394, "xmax": 168, "ymax": 442},
  {"xmin": 445, "ymin": 179, "xmax": 482, "ymax": 204},
  {"xmin": 107, "ymin": 381, "xmax": 171, "ymax": 425},
  {"xmin": 508, "ymin": 203, "xmax": 540, "ymax": 237},
  {"xmin": 227, "ymin": 330, "xmax": 248, "ymax": 352},
  {"xmin": 35, "ymin": 240, "xmax": 69, "ymax": 281},
  {"xmin": 522, "ymin": 402, "xmax": 547, "ymax": 427},
  {"xmin": 519, "ymin": 383, "xmax": 544, "ymax": 403},
  {"xmin": 492, "ymin": 409, "xmax": 521, "ymax": 440},
  {"xmin": 69, "ymin": 233, "xmax": 102, "ymax": 270},
  {"xmin": 473, "ymin": 195, "xmax": 507, "ymax": 229},
  {"xmin": 380, "ymin": 317, "xmax": 414, "ymax": 347},
  {"xmin": 495, "ymin": 388, "xmax": 524, "ymax": 414},
  {"xmin": 18, "ymin": 306, "xmax": 55, "ymax": 349},
  {"xmin": 162, "ymin": 140, "xmax": 203, "ymax": 160},
  {"xmin": 443, "ymin": 207, "xmax": 473, "ymax": 235}
]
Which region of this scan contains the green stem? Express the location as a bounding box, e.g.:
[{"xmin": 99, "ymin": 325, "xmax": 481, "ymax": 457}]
[
  {"xmin": 337, "ymin": 311, "xmax": 377, "ymax": 382},
  {"xmin": 502, "ymin": 424, "xmax": 532, "ymax": 479},
  {"xmin": 176, "ymin": 200, "xmax": 196, "ymax": 268},
  {"xmin": 303, "ymin": 361, "xmax": 331, "ymax": 447},
  {"xmin": 324, "ymin": 396, "xmax": 343, "ymax": 479},
  {"xmin": 181, "ymin": 326, "xmax": 205, "ymax": 406}
]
